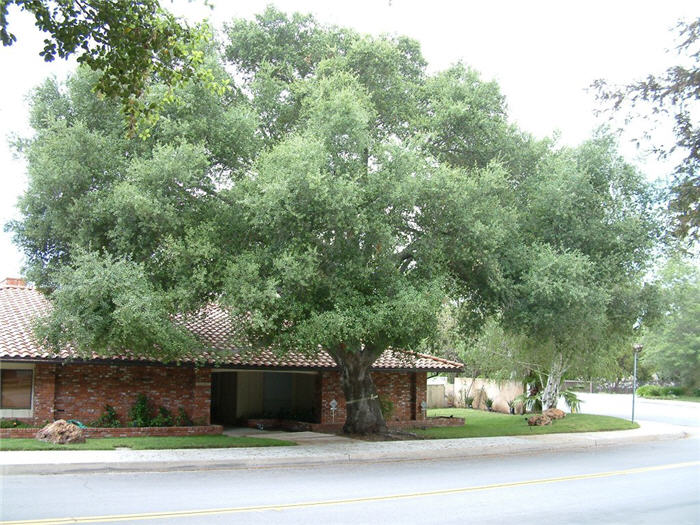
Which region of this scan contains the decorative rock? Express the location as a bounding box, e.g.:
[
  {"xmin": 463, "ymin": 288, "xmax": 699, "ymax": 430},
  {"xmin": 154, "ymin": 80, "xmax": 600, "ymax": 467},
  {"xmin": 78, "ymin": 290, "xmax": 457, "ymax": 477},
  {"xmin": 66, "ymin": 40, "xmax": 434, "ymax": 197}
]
[
  {"xmin": 543, "ymin": 408, "xmax": 566, "ymax": 420},
  {"xmin": 527, "ymin": 414, "xmax": 552, "ymax": 426},
  {"xmin": 36, "ymin": 419, "xmax": 86, "ymax": 444}
]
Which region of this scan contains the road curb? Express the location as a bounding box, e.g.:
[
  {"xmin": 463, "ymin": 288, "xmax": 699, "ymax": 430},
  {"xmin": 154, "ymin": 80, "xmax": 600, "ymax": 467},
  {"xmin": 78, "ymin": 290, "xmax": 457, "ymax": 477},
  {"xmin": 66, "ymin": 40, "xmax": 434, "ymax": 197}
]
[{"xmin": 1, "ymin": 427, "xmax": 691, "ymax": 476}]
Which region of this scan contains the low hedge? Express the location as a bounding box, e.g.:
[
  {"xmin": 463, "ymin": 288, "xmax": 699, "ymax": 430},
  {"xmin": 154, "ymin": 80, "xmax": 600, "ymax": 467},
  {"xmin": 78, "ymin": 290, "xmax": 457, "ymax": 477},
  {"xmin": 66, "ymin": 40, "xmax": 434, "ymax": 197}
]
[{"xmin": 636, "ymin": 385, "xmax": 686, "ymax": 398}]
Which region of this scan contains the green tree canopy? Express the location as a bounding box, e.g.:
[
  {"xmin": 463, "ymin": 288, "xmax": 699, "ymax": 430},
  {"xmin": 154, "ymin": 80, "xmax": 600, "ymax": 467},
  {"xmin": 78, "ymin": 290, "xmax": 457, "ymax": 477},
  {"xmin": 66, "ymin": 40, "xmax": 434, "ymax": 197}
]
[
  {"xmin": 8, "ymin": 6, "xmax": 664, "ymax": 430},
  {"xmin": 594, "ymin": 17, "xmax": 700, "ymax": 242},
  {"xmin": 642, "ymin": 255, "xmax": 700, "ymax": 388},
  {"xmin": 497, "ymin": 134, "xmax": 663, "ymax": 407},
  {"xmin": 1, "ymin": 0, "xmax": 219, "ymax": 133}
]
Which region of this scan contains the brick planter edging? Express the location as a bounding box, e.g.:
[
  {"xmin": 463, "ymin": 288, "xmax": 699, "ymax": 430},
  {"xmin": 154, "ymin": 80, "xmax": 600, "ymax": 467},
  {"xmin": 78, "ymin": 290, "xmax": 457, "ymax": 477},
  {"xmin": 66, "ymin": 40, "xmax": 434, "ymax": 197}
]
[
  {"xmin": 242, "ymin": 417, "xmax": 465, "ymax": 433},
  {"xmin": 0, "ymin": 425, "xmax": 223, "ymax": 439},
  {"xmin": 309, "ymin": 417, "xmax": 465, "ymax": 433}
]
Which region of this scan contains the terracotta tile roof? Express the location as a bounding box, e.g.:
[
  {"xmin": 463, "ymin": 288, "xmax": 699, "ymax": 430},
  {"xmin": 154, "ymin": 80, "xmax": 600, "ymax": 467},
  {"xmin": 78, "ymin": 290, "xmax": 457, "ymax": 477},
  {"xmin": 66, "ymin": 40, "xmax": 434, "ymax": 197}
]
[{"xmin": 0, "ymin": 284, "xmax": 463, "ymax": 372}]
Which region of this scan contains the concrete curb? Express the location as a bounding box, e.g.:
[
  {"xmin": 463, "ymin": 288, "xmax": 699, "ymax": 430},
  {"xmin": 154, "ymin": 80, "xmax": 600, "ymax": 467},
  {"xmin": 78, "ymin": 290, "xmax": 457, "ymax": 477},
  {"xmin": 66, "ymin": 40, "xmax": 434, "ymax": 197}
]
[{"xmin": 1, "ymin": 422, "xmax": 693, "ymax": 476}]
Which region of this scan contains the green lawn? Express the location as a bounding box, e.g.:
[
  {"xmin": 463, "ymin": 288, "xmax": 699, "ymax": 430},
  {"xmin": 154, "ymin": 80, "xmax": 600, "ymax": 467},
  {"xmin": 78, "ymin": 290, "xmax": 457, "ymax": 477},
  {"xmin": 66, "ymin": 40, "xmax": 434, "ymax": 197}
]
[
  {"xmin": 416, "ymin": 408, "xmax": 638, "ymax": 439},
  {"xmin": 0, "ymin": 435, "xmax": 296, "ymax": 451}
]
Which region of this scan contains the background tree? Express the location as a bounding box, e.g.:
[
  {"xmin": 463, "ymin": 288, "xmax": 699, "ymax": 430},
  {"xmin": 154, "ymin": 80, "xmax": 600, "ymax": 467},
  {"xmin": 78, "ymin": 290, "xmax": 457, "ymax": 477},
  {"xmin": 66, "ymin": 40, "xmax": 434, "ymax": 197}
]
[
  {"xmin": 642, "ymin": 255, "xmax": 700, "ymax": 389},
  {"xmin": 1, "ymin": 0, "xmax": 218, "ymax": 134},
  {"xmin": 593, "ymin": 17, "xmax": 699, "ymax": 241},
  {"xmin": 499, "ymin": 134, "xmax": 663, "ymax": 409}
]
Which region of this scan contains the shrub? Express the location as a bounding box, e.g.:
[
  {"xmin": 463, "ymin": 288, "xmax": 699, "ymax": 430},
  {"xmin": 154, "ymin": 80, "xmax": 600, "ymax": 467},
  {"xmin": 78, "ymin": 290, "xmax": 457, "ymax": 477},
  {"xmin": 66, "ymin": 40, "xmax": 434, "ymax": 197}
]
[
  {"xmin": 151, "ymin": 406, "xmax": 174, "ymax": 427},
  {"xmin": 514, "ymin": 391, "xmax": 542, "ymax": 413},
  {"xmin": 0, "ymin": 418, "xmax": 33, "ymax": 428},
  {"xmin": 636, "ymin": 385, "xmax": 662, "ymax": 397},
  {"xmin": 175, "ymin": 407, "xmax": 193, "ymax": 427},
  {"xmin": 378, "ymin": 396, "xmax": 394, "ymax": 420},
  {"xmin": 464, "ymin": 396, "xmax": 474, "ymax": 408},
  {"xmin": 485, "ymin": 397, "xmax": 494, "ymax": 410},
  {"xmin": 663, "ymin": 386, "xmax": 684, "ymax": 396},
  {"xmin": 92, "ymin": 404, "xmax": 121, "ymax": 427},
  {"xmin": 561, "ymin": 390, "xmax": 581, "ymax": 412},
  {"xmin": 128, "ymin": 393, "xmax": 153, "ymax": 427}
]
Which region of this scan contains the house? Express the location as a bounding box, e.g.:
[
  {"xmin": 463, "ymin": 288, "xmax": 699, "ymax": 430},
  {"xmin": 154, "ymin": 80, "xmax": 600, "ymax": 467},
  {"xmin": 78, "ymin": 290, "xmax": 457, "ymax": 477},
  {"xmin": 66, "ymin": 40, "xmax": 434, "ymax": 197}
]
[{"xmin": 0, "ymin": 278, "xmax": 463, "ymax": 430}]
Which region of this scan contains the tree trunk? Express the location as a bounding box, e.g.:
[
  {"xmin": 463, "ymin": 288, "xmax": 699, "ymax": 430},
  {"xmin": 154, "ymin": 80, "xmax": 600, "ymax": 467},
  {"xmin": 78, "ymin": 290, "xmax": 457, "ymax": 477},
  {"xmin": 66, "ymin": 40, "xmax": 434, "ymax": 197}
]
[
  {"xmin": 541, "ymin": 354, "xmax": 567, "ymax": 410},
  {"xmin": 329, "ymin": 344, "xmax": 388, "ymax": 434}
]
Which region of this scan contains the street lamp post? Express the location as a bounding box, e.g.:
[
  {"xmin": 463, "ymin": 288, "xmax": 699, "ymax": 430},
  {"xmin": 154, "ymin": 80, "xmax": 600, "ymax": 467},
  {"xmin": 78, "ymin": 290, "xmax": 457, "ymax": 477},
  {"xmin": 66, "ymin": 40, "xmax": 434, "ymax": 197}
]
[{"xmin": 632, "ymin": 344, "xmax": 643, "ymax": 423}]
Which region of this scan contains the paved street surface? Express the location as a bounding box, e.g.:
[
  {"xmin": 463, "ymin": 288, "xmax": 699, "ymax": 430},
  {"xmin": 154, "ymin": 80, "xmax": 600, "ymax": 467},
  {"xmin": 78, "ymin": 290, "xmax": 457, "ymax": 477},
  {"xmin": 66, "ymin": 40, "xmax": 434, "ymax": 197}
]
[
  {"xmin": 1, "ymin": 438, "xmax": 699, "ymax": 524},
  {"xmin": 572, "ymin": 393, "xmax": 700, "ymax": 427}
]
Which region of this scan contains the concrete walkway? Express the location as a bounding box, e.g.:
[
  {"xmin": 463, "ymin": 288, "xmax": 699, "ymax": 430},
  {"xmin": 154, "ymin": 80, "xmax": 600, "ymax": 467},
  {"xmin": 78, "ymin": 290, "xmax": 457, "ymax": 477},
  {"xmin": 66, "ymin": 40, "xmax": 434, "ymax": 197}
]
[
  {"xmin": 1, "ymin": 420, "xmax": 695, "ymax": 475},
  {"xmin": 222, "ymin": 427, "xmax": 357, "ymax": 445}
]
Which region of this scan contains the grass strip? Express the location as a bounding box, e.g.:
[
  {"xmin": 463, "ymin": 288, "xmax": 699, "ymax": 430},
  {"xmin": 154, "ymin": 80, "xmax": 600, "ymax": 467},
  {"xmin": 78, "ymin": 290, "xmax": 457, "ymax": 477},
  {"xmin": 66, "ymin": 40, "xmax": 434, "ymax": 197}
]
[
  {"xmin": 0, "ymin": 434, "xmax": 296, "ymax": 451},
  {"xmin": 416, "ymin": 408, "xmax": 638, "ymax": 439}
]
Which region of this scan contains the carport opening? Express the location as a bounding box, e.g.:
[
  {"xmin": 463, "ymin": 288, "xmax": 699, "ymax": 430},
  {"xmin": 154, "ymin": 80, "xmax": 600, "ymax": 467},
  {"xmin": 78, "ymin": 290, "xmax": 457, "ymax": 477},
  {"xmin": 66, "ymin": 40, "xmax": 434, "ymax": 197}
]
[{"xmin": 211, "ymin": 370, "xmax": 319, "ymax": 426}]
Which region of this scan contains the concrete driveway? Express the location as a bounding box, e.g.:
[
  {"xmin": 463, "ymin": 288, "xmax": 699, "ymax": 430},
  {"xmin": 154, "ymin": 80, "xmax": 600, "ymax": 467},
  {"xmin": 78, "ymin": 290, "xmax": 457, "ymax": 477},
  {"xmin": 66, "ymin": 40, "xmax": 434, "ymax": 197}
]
[{"xmin": 567, "ymin": 392, "xmax": 700, "ymax": 427}]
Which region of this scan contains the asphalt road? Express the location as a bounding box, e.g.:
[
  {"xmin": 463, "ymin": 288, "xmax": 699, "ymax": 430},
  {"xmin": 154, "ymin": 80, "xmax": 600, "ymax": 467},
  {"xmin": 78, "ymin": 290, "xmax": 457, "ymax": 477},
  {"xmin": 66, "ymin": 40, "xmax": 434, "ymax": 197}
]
[
  {"xmin": 571, "ymin": 392, "xmax": 700, "ymax": 427},
  {"xmin": 2, "ymin": 438, "xmax": 699, "ymax": 525}
]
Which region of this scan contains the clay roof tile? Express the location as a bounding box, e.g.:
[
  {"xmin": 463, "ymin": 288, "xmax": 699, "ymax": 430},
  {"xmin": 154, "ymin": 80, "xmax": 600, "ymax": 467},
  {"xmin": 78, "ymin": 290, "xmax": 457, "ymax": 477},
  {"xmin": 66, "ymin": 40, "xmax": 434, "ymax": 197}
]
[{"xmin": 0, "ymin": 286, "xmax": 463, "ymax": 372}]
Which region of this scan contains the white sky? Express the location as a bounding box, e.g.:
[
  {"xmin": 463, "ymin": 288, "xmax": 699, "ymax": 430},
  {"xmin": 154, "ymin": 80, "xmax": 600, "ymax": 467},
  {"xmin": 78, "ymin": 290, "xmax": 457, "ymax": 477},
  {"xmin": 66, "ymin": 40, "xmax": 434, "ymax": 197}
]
[{"xmin": 0, "ymin": 0, "xmax": 697, "ymax": 279}]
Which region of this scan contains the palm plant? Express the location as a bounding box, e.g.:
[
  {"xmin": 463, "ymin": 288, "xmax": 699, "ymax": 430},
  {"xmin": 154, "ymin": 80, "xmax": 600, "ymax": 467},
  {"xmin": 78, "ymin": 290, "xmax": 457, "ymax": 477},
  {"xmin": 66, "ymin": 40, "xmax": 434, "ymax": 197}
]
[{"xmin": 514, "ymin": 389, "xmax": 581, "ymax": 413}]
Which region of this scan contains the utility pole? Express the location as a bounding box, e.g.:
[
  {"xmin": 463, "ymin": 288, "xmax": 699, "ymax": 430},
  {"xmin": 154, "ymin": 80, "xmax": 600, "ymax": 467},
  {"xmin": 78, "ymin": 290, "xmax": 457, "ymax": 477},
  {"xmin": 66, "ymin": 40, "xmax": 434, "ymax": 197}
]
[{"xmin": 632, "ymin": 343, "xmax": 643, "ymax": 423}]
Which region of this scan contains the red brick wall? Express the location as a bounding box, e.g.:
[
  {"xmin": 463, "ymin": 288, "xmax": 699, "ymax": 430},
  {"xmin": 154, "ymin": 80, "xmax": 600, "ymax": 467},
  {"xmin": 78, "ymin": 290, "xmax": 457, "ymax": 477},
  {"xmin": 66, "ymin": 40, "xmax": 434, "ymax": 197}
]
[
  {"xmin": 319, "ymin": 371, "xmax": 428, "ymax": 424},
  {"xmin": 192, "ymin": 368, "xmax": 212, "ymax": 425},
  {"xmin": 8, "ymin": 363, "xmax": 212, "ymax": 426},
  {"xmin": 52, "ymin": 363, "xmax": 200, "ymax": 425},
  {"xmin": 0, "ymin": 425, "xmax": 223, "ymax": 439},
  {"xmin": 319, "ymin": 371, "xmax": 345, "ymax": 424},
  {"xmin": 32, "ymin": 364, "xmax": 57, "ymax": 423}
]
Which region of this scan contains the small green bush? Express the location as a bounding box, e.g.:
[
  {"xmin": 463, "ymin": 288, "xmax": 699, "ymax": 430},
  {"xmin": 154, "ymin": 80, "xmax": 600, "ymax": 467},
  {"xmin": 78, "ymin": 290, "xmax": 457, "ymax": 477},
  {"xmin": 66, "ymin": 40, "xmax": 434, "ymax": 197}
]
[
  {"xmin": 128, "ymin": 394, "xmax": 153, "ymax": 427},
  {"xmin": 175, "ymin": 407, "xmax": 193, "ymax": 427},
  {"xmin": 378, "ymin": 396, "xmax": 394, "ymax": 420},
  {"xmin": 636, "ymin": 385, "xmax": 662, "ymax": 397},
  {"xmin": 151, "ymin": 406, "xmax": 174, "ymax": 427},
  {"xmin": 663, "ymin": 386, "xmax": 684, "ymax": 396},
  {"xmin": 92, "ymin": 404, "xmax": 121, "ymax": 428},
  {"xmin": 0, "ymin": 418, "xmax": 33, "ymax": 429},
  {"xmin": 513, "ymin": 391, "xmax": 542, "ymax": 413},
  {"xmin": 464, "ymin": 396, "xmax": 474, "ymax": 408}
]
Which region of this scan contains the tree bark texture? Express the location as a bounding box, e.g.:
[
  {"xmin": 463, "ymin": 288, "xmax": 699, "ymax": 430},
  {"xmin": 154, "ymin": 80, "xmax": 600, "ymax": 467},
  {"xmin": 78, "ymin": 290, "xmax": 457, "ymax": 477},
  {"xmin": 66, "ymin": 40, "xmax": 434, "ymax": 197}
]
[
  {"xmin": 329, "ymin": 344, "xmax": 388, "ymax": 434},
  {"xmin": 542, "ymin": 354, "xmax": 567, "ymax": 410}
]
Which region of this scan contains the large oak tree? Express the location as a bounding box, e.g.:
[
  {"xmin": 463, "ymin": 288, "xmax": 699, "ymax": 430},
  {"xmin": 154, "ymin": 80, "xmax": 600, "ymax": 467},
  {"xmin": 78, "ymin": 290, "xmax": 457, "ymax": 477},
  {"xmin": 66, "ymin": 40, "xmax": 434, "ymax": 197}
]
[
  {"xmin": 10, "ymin": 8, "xmax": 525, "ymax": 433},
  {"xmin": 9, "ymin": 7, "xmax": 663, "ymax": 429}
]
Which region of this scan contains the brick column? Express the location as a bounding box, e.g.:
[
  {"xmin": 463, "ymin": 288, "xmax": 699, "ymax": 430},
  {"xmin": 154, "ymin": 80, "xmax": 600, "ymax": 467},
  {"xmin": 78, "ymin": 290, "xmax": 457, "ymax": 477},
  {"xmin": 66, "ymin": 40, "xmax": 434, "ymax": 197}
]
[
  {"xmin": 192, "ymin": 367, "xmax": 211, "ymax": 425},
  {"xmin": 32, "ymin": 363, "xmax": 57, "ymax": 425},
  {"xmin": 319, "ymin": 371, "xmax": 346, "ymax": 424},
  {"xmin": 415, "ymin": 372, "xmax": 427, "ymax": 420}
]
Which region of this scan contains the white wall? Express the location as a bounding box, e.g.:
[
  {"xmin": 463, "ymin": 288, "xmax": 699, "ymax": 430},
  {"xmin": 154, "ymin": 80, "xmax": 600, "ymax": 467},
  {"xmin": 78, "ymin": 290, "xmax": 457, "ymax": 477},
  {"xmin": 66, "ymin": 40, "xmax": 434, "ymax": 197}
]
[{"xmin": 454, "ymin": 377, "xmax": 524, "ymax": 413}]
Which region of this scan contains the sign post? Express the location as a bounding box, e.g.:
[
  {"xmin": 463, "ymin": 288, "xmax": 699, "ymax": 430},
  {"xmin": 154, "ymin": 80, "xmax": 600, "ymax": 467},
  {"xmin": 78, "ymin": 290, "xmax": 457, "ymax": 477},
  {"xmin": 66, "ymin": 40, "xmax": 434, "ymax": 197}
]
[{"xmin": 330, "ymin": 399, "xmax": 338, "ymax": 423}]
